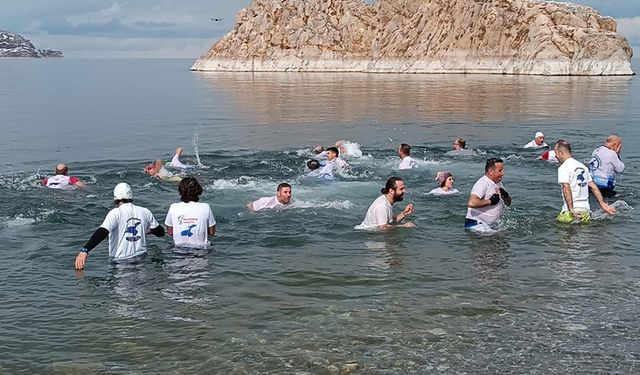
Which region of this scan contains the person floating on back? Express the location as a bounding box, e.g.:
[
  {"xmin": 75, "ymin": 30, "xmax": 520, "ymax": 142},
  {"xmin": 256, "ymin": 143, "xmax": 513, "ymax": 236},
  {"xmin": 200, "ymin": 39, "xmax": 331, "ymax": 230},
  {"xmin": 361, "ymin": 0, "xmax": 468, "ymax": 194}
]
[
  {"xmin": 41, "ymin": 163, "xmax": 85, "ymax": 189},
  {"xmin": 554, "ymin": 140, "xmax": 616, "ymax": 224},
  {"xmin": 74, "ymin": 183, "xmax": 165, "ymax": 270},
  {"xmin": 397, "ymin": 143, "xmax": 417, "ymax": 170},
  {"xmin": 589, "ymin": 134, "xmax": 624, "ymax": 197},
  {"xmin": 356, "ymin": 176, "xmax": 415, "ymax": 230},
  {"xmin": 165, "ymin": 177, "xmax": 216, "ymax": 248},
  {"xmin": 247, "ymin": 183, "xmax": 293, "ymax": 212},
  {"xmin": 523, "ymin": 131, "xmax": 548, "ymax": 149},
  {"xmin": 465, "ymin": 158, "xmax": 512, "ymax": 231}
]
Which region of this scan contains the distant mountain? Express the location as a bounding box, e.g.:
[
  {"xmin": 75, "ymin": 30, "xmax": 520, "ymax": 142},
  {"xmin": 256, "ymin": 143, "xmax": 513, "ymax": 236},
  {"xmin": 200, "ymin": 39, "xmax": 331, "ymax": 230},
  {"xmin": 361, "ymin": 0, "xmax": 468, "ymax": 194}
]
[{"xmin": 0, "ymin": 30, "xmax": 63, "ymax": 58}]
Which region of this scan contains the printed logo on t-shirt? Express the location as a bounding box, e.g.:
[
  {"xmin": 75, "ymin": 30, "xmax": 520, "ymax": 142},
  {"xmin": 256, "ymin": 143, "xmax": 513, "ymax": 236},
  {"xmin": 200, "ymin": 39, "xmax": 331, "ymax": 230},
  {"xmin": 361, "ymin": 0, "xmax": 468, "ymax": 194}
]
[
  {"xmin": 575, "ymin": 168, "xmax": 587, "ymax": 187},
  {"xmin": 125, "ymin": 218, "xmax": 142, "ymax": 242},
  {"xmin": 589, "ymin": 155, "xmax": 601, "ymax": 172},
  {"xmin": 177, "ymin": 215, "xmax": 199, "ymax": 237}
]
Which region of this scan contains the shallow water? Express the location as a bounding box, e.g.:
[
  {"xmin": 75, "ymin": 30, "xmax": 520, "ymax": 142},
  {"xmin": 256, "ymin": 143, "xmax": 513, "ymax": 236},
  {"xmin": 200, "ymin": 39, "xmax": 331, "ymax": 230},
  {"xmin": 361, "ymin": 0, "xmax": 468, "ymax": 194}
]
[{"xmin": 1, "ymin": 59, "xmax": 639, "ymax": 373}]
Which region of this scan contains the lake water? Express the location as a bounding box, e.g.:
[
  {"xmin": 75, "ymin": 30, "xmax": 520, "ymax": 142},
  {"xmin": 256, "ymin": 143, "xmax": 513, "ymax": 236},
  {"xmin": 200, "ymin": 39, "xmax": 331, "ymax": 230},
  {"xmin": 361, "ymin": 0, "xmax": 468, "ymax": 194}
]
[{"xmin": 1, "ymin": 58, "xmax": 639, "ymax": 374}]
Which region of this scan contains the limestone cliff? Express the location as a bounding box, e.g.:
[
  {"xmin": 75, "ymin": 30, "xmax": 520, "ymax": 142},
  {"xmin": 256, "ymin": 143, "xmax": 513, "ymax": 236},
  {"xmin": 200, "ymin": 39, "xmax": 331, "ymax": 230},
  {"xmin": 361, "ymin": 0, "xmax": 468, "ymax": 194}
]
[
  {"xmin": 0, "ymin": 30, "xmax": 63, "ymax": 58},
  {"xmin": 192, "ymin": 0, "xmax": 633, "ymax": 75}
]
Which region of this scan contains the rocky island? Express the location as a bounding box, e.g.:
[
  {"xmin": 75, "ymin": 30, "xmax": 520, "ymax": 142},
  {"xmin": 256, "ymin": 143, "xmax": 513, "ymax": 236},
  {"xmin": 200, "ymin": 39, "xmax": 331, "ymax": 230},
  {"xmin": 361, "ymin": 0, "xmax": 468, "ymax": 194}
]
[
  {"xmin": 0, "ymin": 30, "xmax": 63, "ymax": 58},
  {"xmin": 192, "ymin": 0, "xmax": 633, "ymax": 75}
]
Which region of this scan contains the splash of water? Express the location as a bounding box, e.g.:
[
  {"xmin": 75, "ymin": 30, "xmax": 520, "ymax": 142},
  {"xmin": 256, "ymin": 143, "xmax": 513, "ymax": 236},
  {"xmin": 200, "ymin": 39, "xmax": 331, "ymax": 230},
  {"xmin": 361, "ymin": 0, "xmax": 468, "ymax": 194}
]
[{"xmin": 192, "ymin": 128, "xmax": 206, "ymax": 169}]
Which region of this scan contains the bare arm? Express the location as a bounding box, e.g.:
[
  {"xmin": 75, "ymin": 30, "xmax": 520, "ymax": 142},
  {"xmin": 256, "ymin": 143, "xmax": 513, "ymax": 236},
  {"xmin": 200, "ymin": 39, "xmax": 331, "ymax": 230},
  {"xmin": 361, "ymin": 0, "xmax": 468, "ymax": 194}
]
[
  {"xmin": 74, "ymin": 180, "xmax": 86, "ymax": 188},
  {"xmin": 468, "ymin": 194, "xmax": 492, "ymax": 209},
  {"xmin": 208, "ymin": 225, "xmax": 216, "ymax": 236},
  {"xmin": 167, "ymin": 226, "xmax": 173, "ymax": 236},
  {"xmin": 588, "ymin": 181, "xmax": 617, "ymax": 214},
  {"xmin": 246, "ymin": 202, "xmax": 255, "ymax": 212},
  {"xmin": 560, "ymin": 183, "xmax": 574, "ymax": 212}
]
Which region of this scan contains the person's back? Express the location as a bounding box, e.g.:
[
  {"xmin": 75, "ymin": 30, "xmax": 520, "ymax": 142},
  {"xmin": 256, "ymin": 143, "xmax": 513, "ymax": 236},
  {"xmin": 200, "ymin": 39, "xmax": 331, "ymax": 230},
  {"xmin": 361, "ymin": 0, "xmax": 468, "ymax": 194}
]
[
  {"xmin": 166, "ymin": 201, "xmax": 215, "ymax": 247},
  {"xmin": 589, "ymin": 135, "xmax": 624, "ymax": 194},
  {"xmin": 102, "ymin": 202, "xmax": 157, "ymax": 259},
  {"xmin": 165, "ymin": 177, "xmax": 216, "ymax": 247},
  {"xmin": 42, "ymin": 163, "xmax": 85, "ymax": 189}
]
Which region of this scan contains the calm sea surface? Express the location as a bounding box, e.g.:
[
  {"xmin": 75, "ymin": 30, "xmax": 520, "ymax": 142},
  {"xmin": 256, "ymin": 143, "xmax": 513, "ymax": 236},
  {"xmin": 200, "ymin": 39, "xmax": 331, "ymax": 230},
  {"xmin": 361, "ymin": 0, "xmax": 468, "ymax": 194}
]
[{"xmin": 1, "ymin": 58, "xmax": 639, "ymax": 374}]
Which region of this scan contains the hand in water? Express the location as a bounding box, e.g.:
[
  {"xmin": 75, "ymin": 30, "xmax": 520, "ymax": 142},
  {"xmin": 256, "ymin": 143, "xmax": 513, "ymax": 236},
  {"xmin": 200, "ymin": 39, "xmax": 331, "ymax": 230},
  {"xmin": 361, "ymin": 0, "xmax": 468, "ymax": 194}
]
[
  {"xmin": 75, "ymin": 252, "xmax": 88, "ymax": 270},
  {"xmin": 601, "ymin": 203, "xmax": 617, "ymax": 215}
]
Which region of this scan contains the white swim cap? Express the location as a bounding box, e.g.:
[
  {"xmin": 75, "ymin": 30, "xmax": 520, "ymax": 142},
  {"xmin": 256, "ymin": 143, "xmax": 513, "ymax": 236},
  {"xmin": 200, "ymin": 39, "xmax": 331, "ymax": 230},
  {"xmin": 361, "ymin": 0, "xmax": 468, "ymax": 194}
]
[
  {"xmin": 535, "ymin": 131, "xmax": 544, "ymax": 138},
  {"xmin": 113, "ymin": 183, "xmax": 133, "ymax": 200}
]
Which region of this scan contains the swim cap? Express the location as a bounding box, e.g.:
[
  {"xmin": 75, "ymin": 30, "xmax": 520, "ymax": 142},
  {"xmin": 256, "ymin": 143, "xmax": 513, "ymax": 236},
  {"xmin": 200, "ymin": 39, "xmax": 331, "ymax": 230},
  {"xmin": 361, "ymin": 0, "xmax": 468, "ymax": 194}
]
[
  {"xmin": 535, "ymin": 131, "xmax": 544, "ymax": 138},
  {"xmin": 113, "ymin": 183, "xmax": 133, "ymax": 200}
]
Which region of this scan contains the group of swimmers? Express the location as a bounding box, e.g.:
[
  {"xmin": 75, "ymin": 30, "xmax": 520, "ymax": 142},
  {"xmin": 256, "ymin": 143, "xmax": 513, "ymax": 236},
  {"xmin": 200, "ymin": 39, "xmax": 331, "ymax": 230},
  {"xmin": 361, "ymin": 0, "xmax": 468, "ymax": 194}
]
[{"xmin": 40, "ymin": 132, "xmax": 625, "ymax": 269}]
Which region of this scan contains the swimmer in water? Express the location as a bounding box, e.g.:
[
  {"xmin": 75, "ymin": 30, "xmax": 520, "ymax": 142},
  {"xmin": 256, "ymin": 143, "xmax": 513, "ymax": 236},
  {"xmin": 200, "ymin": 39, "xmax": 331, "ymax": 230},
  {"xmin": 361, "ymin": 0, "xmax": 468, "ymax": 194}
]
[
  {"xmin": 167, "ymin": 146, "xmax": 193, "ymax": 170},
  {"xmin": 247, "ymin": 183, "xmax": 293, "ymax": 212},
  {"xmin": 145, "ymin": 159, "xmax": 182, "ymax": 181},
  {"xmin": 429, "ymin": 172, "xmax": 459, "ymax": 195},
  {"xmin": 397, "ymin": 143, "xmax": 417, "ymax": 170},
  {"xmin": 41, "ymin": 163, "xmax": 86, "ymax": 189},
  {"xmin": 356, "ymin": 176, "xmax": 415, "ymax": 230}
]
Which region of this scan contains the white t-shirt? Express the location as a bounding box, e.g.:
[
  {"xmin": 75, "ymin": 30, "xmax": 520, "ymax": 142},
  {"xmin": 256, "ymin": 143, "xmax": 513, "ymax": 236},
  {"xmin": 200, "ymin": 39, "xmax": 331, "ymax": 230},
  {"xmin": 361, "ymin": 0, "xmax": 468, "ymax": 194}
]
[
  {"xmin": 429, "ymin": 187, "xmax": 460, "ymax": 195},
  {"xmin": 466, "ymin": 175, "xmax": 505, "ymax": 225},
  {"xmin": 165, "ymin": 202, "xmax": 216, "ymax": 247},
  {"xmin": 43, "ymin": 175, "xmax": 79, "ymax": 189},
  {"xmin": 334, "ymin": 158, "xmax": 348, "ymax": 168},
  {"xmin": 357, "ymin": 195, "xmax": 393, "ymax": 229},
  {"xmin": 100, "ymin": 203, "xmax": 160, "ymax": 260},
  {"xmin": 251, "ymin": 196, "xmax": 287, "ymax": 211},
  {"xmin": 558, "ymin": 157, "xmax": 592, "ymax": 212},
  {"xmin": 398, "ymin": 156, "xmax": 417, "ymax": 170},
  {"xmin": 589, "ymin": 145, "xmax": 624, "ymax": 188},
  {"xmin": 540, "ymin": 150, "xmax": 558, "ymax": 162},
  {"xmin": 523, "ymin": 140, "xmax": 548, "ymax": 149}
]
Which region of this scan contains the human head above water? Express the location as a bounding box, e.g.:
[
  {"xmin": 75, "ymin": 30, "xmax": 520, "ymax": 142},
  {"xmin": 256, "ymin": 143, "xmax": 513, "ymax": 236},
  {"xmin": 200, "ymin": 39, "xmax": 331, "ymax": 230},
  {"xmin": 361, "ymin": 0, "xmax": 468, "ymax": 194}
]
[
  {"xmin": 55, "ymin": 163, "xmax": 68, "ymax": 175},
  {"xmin": 307, "ymin": 159, "xmax": 320, "ymax": 170},
  {"xmin": 398, "ymin": 143, "xmax": 411, "ymax": 157},
  {"xmin": 436, "ymin": 171, "xmax": 454, "ymax": 188},
  {"xmin": 534, "ymin": 131, "xmax": 545, "ymax": 146},
  {"xmin": 453, "ymin": 138, "xmax": 466, "ymax": 150},
  {"xmin": 326, "ymin": 146, "xmax": 339, "ymax": 160},
  {"xmin": 276, "ymin": 182, "xmax": 292, "ymax": 205},
  {"xmin": 484, "ymin": 158, "xmax": 505, "ymax": 183},
  {"xmin": 381, "ymin": 176, "xmax": 406, "ymax": 202},
  {"xmin": 178, "ymin": 177, "xmax": 203, "ymax": 203}
]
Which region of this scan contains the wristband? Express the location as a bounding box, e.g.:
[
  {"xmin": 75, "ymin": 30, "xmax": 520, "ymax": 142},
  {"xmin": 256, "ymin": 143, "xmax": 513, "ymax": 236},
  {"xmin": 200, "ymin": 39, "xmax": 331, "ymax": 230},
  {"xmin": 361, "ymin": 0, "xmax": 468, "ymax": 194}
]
[{"xmin": 80, "ymin": 247, "xmax": 89, "ymax": 254}]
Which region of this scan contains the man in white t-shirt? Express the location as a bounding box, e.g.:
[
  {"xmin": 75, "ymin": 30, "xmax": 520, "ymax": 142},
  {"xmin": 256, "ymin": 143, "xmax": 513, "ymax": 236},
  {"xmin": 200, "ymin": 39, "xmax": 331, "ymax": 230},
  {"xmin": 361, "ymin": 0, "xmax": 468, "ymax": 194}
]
[
  {"xmin": 247, "ymin": 183, "xmax": 293, "ymax": 212},
  {"xmin": 74, "ymin": 183, "xmax": 165, "ymax": 270},
  {"xmin": 523, "ymin": 131, "xmax": 548, "ymax": 149},
  {"xmin": 41, "ymin": 163, "xmax": 86, "ymax": 189},
  {"xmin": 589, "ymin": 134, "xmax": 624, "ymax": 197},
  {"xmin": 554, "ymin": 140, "xmax": 616, "ymax": 223},
  {"xmin": 465, "ymin": 158, "xmax": 512, "ymax": 230},
  {"xmin": 397, "ymin": 143, "xmax": 417, "ymax": 170},
  {"xmin": 325, "ymin": 146, "xmax": 349, "ymax": 169},
  {"xmin": 357, "ymin": 176, "xmax": 415, "ymax": 230},
  {"xmin": 165, "ymin": 177, "xmax": 216, "ymax": 247}
]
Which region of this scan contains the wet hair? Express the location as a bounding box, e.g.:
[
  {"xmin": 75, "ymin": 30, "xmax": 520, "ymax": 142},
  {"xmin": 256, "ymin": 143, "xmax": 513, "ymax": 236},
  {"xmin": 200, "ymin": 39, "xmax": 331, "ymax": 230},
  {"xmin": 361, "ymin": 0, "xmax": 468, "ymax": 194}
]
[
  {"xmin": 454, "ymin": 138, "xmax": 466, "ymax": 149},
  {"xmin": 326, "ymin": 146, "xmax": 339, "ymax": 156},
  {"xmin": 555, "ymin": 140, "xmax": 571, "ymax": 154},
  {"xmin": 114, "ymin": 199, "xmax": 133, "ymax": 205},
  {"xmin": 399, "ymin": 143, "xmax": 411, "ymax": 156},
  {"xmin": 178, "ymin": 177, "xmax": 203, "ymax": 203},
  {"xmin": 485, "ymin": 158, "xmax": 504, "ymax": 173},
  {"xmin": 277, "ymin": 182, "xmax": 291, "ymax": 192},
  {"xmin": 437, "ymin": 172, "xmax": 453, "ymax": 188},
  {"xmin": 55, "ymin": 165, "xmax": 68, "ymax": 175},
  {"xmin": 381, "ymin": 176, "xmax": 403, "ymax": 194},
  {"xmin": 307, "ymin": 160, "xmax": 320, "ymax": 170},
  {"xmin": 313, "ymin": 144, "xmax": 325, "ymax": 154}
]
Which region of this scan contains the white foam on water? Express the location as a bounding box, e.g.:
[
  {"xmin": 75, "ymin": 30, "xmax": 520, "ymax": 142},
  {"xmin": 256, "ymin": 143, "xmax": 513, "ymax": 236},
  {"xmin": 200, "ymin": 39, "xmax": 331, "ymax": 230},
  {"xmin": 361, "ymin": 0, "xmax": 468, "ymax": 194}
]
[
  {"xmin": 339, "ymin": 140, "xmax": 363, "ymax": 158},
  {"xmin": 2, "ymin": 216, "xmax": 35, "ymax": 228},
  {"xmin": 206, "ymin": 176, "xmax": 272, "ymax": 192},
  {"xmin": 292, "ymin": 199, "xmax": 354, "ymax": 210}
]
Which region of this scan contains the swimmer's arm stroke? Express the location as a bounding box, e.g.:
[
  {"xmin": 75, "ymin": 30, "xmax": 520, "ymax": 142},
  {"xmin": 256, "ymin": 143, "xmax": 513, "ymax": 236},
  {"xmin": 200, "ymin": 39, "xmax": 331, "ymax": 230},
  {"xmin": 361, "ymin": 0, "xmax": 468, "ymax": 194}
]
[{"xmin": 588, "ymin": 181, "xmax": 617, "ymax": 215}]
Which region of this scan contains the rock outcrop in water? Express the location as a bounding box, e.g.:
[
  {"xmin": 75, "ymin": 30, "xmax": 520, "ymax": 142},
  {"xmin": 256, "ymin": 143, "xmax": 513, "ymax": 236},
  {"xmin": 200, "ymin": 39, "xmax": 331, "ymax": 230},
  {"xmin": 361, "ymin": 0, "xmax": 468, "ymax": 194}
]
[
  {"xmin": 191, "ymin": 0, "xmax": 633, "ymax": 75},
  {"xmin": 0, "ymin": 30, "xmax": 63, "ymax": 58}
]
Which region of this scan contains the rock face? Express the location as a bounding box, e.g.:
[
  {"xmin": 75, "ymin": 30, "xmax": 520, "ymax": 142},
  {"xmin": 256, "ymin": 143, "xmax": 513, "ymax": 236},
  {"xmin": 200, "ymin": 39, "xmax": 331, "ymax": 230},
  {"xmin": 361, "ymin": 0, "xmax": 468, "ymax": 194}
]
[
  {"xmin": 0, "ymin": 30, "xmax": 63, "ymax": 58},
  {"xmin": 192, "ymin": 0, "xmax": 633, "ymax": 75}
]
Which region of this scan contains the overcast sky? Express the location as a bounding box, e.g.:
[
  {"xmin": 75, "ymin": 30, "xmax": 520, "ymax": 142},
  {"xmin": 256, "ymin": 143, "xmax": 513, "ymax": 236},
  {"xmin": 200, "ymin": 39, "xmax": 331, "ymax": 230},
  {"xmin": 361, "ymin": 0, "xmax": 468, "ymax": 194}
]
[{"xmin": 1, "ymin": 0, "xmax": 638, "ymax": 58}]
